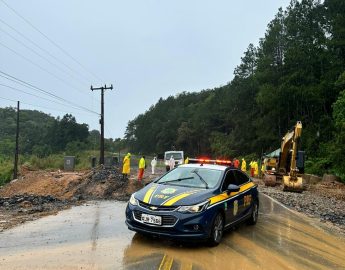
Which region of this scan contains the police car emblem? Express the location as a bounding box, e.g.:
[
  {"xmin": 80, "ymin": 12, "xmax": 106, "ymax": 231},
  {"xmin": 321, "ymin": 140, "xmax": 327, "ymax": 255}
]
[
  {"xmin": 161, "ymin": 188, "xmax": 177, "ymax": 194},
  {"xmin": 233, "ymin": 200, "xmax": 238, "ymax": 216},
  {"xmin": 150, "ymin": 206, "xmax": 158, "ymax": 210}
]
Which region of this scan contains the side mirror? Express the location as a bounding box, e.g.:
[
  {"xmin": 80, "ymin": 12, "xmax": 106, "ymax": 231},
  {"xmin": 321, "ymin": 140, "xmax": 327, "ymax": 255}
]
[{"xmin": 226, "ymin": 184, "xmax": 240, "ymax": 195}]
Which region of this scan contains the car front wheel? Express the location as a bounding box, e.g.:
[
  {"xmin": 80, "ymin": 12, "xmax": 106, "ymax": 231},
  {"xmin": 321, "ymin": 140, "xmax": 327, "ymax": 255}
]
[{"xmin": 208, "ymin": 213, "xmax": 224, "ymax": 246}]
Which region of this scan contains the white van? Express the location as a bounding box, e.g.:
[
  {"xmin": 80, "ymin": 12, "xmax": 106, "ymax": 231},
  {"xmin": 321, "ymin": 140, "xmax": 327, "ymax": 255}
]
[{"xmin": 164, "ymin": 151, "xmax": 184, "ymax": 171}]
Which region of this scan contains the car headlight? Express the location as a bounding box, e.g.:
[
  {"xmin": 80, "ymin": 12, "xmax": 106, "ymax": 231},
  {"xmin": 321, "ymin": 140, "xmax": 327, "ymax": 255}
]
[
  {"xmin": 178, "ymin": 200, "xmax": 210, "ymax": 213},
  {"xmin": 129, "ymin": 193, "xmax": 138, "ymax": 206}
]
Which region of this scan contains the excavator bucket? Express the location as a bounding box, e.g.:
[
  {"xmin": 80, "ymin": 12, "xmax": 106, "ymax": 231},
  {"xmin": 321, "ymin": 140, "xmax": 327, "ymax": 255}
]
[
  {"xmin": 283, "ymin": 175, "xmax": 304, "ymax": 192},
  {"xmin": 263, "ymin": 173, "xmax": 277, "ymax": 186}
]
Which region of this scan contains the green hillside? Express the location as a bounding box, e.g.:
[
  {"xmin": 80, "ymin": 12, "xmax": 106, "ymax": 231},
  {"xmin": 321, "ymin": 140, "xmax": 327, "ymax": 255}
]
[
  {"xmin": 124, "ymin": 0, "xmax": 345, "ymax": 180},
  {"xmin": 0, "ymin": 108, "xmax": 121, "ymax": 185}
]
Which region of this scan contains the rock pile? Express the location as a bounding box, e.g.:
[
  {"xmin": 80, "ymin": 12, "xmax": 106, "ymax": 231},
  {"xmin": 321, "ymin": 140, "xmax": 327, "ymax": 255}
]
[
  {"xmin": 73, "ymin": 167, "xmax": 131, "ymax": 201},
  {"xmin": 259, "ymin": 186, "xmax": 345, "ymax": 234},
  {"xmin": 0, "ymin": 194, "xmax": 68, "ymax": 212}
]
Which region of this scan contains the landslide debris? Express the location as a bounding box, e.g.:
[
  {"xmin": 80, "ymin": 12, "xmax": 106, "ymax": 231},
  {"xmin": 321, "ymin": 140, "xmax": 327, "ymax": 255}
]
[
  {"xmin": 257, "ymin": 179, "xmax": 345, "ymax": 235},
  {"xmin": 0, "ymin": 167, "xmax": 153, "ymax": 201},
  {"xmin": 0, "ymin": 167, "xmax": 158, "ymax": 231},
  {"xmin": 72, "ymin": 168, "xmax": 138, "ymax": 201},
  {"xmin": 0, "ymin": 194, "xmax": 70, "ymax": 231}
]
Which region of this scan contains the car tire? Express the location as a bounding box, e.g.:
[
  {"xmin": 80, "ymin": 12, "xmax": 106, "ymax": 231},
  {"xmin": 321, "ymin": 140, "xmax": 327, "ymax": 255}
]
[
  {"xmin": 247, "ymin": 199, "xmax": 259, "ymax": 225},
  {"xmin": 207, "ymin": 212, "xmax": 224, "ymax": 246}
]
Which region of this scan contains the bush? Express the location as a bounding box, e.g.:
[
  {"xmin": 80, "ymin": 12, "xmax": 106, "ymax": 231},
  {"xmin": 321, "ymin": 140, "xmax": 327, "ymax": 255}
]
[
  {"xmin": 29, "ymin": 155, "xmax": 64, "ymax": 170},
  {"xmin": 0, "ymin": 160, "xmax": 13, "ymax": 186},
  {"xmin": 305, "ymin": 157, "xmax": 331, "ymax": 176},
  {"xmin": 75, "ymin": 150, "xmax": 97, "ymax": 170}
]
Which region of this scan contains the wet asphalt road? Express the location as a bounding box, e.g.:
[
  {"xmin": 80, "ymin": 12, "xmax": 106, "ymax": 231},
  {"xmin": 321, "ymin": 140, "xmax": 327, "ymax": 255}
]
[{"xmin": 0, "ymin": 194, "xmax": 345, "ymax": 270}]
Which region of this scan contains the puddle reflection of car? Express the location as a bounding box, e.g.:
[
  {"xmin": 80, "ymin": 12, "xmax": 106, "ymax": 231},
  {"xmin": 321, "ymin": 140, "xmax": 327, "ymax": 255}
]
[{"xmin": 125, "ymin": 159, "xmax": 259, "ymax": 246}]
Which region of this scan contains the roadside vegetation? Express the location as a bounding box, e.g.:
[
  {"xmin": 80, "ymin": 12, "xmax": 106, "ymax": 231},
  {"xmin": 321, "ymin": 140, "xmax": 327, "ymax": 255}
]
[
  {"xmin": 1, "ymin": 0, "xmax": 344, "ymax": 185},
  {"xmin": 123, "ymin": 0, "xmax": 345, "ymax": 182},
  {"xmin": 0, "ymin": 108, "xmax": 124, "ymax": 185},
  {"xmin": 0, "ymin": 150, "xmax": 109, "ymax": 186}
]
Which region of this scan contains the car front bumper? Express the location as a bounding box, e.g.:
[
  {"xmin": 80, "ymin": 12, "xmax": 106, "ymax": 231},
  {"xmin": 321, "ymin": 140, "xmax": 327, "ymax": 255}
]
[{"xmin": 125, "ymin": 203, "xmax": 215, "ymax": 240}]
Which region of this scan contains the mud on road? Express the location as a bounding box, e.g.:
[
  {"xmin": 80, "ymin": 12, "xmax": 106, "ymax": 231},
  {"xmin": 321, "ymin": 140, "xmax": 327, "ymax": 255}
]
[
  {"xmin": 0, "ymin": 166, "xmax": 165, "ymax": 231},
  {"xmin": 1, "ymin": 167, "xmax": 345, "ymax": 235},
  {"xmin": 1, "ymin": 196, "xmax": 345, "ymax": 270}
]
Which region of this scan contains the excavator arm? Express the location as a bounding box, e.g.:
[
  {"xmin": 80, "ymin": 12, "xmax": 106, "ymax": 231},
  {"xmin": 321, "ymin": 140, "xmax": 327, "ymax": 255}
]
[
  {"xmin": 283, "ymin": 121, "xmax": 303, "ymax": 191},
  {"xmin": 263, "ymin": 121, "xmax": 304, "ymax": 192}
]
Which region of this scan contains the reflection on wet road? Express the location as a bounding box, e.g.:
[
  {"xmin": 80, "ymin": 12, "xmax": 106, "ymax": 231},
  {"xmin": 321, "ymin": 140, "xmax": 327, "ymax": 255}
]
[{"xmin": 0, "ymin": 194, "xmax": 344, "ymax": 270}]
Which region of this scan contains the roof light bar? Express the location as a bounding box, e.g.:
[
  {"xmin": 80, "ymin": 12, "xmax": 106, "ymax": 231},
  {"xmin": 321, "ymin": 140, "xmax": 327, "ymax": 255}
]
[{"xmin": 189, "ymin": 158, "xmax": 232, "ymax": 165}]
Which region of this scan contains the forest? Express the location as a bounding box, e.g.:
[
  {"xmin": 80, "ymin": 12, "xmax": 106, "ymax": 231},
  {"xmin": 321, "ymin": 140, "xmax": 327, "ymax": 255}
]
[
  {"xmin": 0, "ymin": 108, "xmax": 114, "ymax": 157},
  {"xmin": 1, "ymin": 0, "xmax": 344, "ymax": 183},
  {"xmin": 0, "ymin": 108, "xmax": 120, "ymax": 184},
  {"xmin": 124, "ymin": 0, "xmax": 345, "ymax": 180}
]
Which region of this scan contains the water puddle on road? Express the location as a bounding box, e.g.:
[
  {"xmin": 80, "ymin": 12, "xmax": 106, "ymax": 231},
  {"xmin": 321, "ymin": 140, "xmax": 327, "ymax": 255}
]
[{"xmin": 0, "ymin": 196, "xmax": 345, "ymax": 270}]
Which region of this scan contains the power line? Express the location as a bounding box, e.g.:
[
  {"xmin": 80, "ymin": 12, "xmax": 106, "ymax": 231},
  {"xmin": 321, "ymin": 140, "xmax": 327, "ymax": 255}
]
[
  {"xmin": 0, "ymin": 95, "xmax": 97, "ymax": 116},
  {"xmin": 0, "ymin": 96, "xmax": 18, "ymax": 103},
  {"xmin": 0, "ymin": 0, "xmax": 103, "ymax": 83},
  {"xmin": 0, "ymin": 41, "xmax": 88, "ymax": 96},
  {"xmin": 0, "ymin": 18, "xmax": 91, "ymax": 84},
  {"xmin": 0, "ymin": 82, "xmax": 96, "ymax": 115},
  {"xmin": 0, "ymin": 26, "xmax": 88, "ymax": 86},
  {"xmin": 0, "ymin": 70, "xmax": 99, "ymax": 115}
]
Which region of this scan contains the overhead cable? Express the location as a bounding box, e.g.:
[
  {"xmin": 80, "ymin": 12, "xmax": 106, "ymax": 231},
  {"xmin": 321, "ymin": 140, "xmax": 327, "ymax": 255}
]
[
  {"xmin": 0, "ymin": 70, "xmax": 99, "ymax": 115},
  {"xmin": 0, "ymin": 18, "xmax": 91, "ymax": 84},
  {"xmin": 0, "ymin": 95, "xmax": 97, "ymax": 116},
  {"xmin": 0, "ymin": 0, "xmax": 103, "ymax": 83},
  {"xmin": 0, "ymin": 26, "xmax": 88, "ymax": 86},
  {"xmin": 0, "ymin": 41, "xmax": 88, "ymax": 96},
  {"xmin": 0, "ymin": 82, "xmax": 97, "ymax": 115}
]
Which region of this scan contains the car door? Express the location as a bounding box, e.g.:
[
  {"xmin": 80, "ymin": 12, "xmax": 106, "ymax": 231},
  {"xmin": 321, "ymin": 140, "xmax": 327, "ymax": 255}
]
[
  {"xmin": 233, "ymin": 170, "xmax": 252, "ymax": 218},
  {"xmin": 220, "ymin": 170, "xmax": 240, "ymax": 225}
]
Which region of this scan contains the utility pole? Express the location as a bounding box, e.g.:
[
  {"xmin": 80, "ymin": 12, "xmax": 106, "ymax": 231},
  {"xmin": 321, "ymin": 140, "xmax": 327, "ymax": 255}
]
[
  {"xmin": 13, "ymin": 101, "xmax": 20, "ymax": 179},
  {"xmin": 90, "ymin": 84, "xmax": 113, "ymax": 165}
]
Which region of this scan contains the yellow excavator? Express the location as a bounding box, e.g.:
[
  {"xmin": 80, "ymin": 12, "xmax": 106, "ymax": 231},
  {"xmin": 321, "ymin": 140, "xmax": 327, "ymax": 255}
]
[{"xmin": 263, "ymin": 121, "xmax": 304, "ymax": 192}]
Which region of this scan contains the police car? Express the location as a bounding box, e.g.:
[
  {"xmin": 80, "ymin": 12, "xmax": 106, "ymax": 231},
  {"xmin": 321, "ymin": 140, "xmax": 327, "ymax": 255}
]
[{"xmin": 125, "ymin": 159, "xmax": 259, "ymax": 246}]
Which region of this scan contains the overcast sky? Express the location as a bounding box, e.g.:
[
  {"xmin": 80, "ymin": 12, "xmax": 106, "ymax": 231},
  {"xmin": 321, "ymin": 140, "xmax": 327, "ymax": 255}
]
[{"xmin": 0, "ymin": 0, "xmax": 291, "ymax": 139}]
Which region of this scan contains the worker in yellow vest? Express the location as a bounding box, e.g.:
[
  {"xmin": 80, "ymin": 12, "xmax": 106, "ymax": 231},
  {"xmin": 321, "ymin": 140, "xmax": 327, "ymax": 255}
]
[
  {"xmin": 137, "ymin": 155, "xmax": 146, "ymax": 182},
  {"xmin": 241, "ymin": 158, "xmax": 246, "ymax": 172},
  {"xmin": 254, "ymin": 161, "xmax": 259, "ymax": 177},
  {"xmin": 249, "ymin": 160, "xmax": 255, "ymax": 177},
  {"xmin": 122, "ymin": 153, "xmax": 131, "ymax": 179}
]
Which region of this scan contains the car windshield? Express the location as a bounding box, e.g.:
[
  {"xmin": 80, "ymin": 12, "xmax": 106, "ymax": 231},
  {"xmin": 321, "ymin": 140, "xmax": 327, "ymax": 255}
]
[
  {"xmin": 157, "ymin": 166, "xmax": 222, "ymax": 188},
  {"xmin": 165, "ymin": 153, "xmax": 183, "ymax": 160}
]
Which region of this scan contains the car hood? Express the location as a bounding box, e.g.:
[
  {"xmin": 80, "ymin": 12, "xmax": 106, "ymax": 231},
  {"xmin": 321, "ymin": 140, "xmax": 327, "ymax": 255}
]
[{"xmin": 134, "ymin": 183, "xmax": 214, "ymax": 206}]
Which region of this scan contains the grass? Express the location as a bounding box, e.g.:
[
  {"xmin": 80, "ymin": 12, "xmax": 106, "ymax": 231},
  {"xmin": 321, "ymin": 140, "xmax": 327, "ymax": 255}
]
[
  {"xmin": 0, "ymin": 158, "xmax": 13, "ymax": 186},
  {"xmin": 0, "ymin": 150, "xmax": 114, "ymax": 186}
]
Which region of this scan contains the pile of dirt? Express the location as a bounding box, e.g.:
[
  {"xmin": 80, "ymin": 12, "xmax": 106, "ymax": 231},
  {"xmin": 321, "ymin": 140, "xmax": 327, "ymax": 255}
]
[
  {"xmin": 73, "ymin": 168, "xmax": 137, "ymax": 201},
  {"xmin": 0, "ymin": 167, "xmax": 148, "ymax": 201},
  {"xmin": 0, "ymin": 170, "xmax": 84, "ymax": 200},
  {"xmin": 0, "ymin": 167, "xmax": 160, "ymax": 231},
  {"xmin": 257, "ymin": 178, "xmax": 345, "ymax": 235},
  {"xmin": 308, "ymin": 180, "xmax": 345, "ymax": 201}
]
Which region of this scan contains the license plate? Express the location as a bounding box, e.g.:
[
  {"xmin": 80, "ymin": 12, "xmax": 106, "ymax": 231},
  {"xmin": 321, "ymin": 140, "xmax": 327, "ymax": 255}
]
[{"xmin": 141, "ymin": 213, "xmax": 162, "ymax": 225}]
